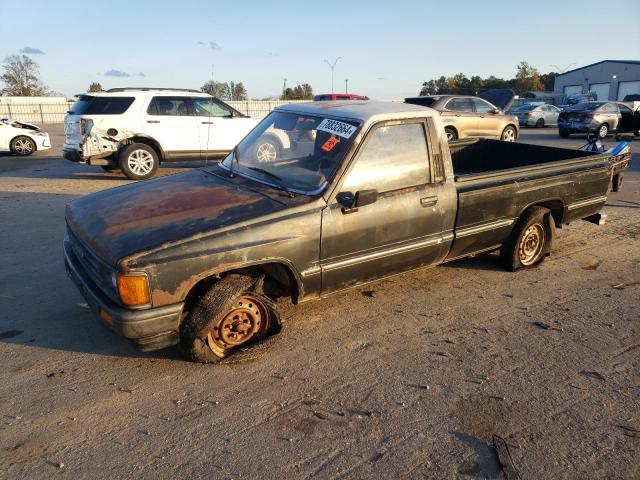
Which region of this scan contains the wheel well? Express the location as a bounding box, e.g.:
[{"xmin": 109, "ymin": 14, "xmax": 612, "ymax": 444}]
[
  {"xmin": 182, "ymin": 262, "xmax": 301, "ymax": 313},
  {"xmin": 444, "ymin": 126, "xmax": 458, "ymax": 137},
  {"xmin": 11, "ymin": 135, "xmax": 36, "ymax": 151},
  {"xmin": 521, "ymin": 200, "xmax": 564, "ymax": 227},
  {"xmin": 125, "ymin": 136, "xmax": 164, "ymax": 162}
]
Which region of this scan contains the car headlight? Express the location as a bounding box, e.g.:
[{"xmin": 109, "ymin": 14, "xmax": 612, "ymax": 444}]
[
  {"xmin": 34, "ymin": 132, "xmax": 48, "ymax": 137},
  {"xmin": 116, "ymin": 273, "xmax": 151, "ymax": 306}
]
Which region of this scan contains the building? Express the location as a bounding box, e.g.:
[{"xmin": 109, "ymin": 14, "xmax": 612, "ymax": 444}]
[{"xmin": 553, "ymin": 60, "xmax": 640, "ymax": 101}]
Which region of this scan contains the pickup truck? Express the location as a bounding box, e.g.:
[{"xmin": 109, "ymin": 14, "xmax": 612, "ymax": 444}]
[{"xmin": 64, "ymin": 101, "xmax": 619, "ymax": 362}]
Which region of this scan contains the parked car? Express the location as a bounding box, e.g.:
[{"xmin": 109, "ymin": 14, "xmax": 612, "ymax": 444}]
[
  {"xmin": 0, "ymin": 118, "xmax": 51, "ymax": 156},
  {"xmin": 313, "ymin": 93, "xmax": 369, "ymax": 101},
  {"xmin": 557, "ymin": 101, "xmax": 640, "ymax": 138},
  {"xmin": 405, "ymin": 89, "xmax": 519, "ymax": 142},
  {"xmin": 64, "ymin": 101, "xmax": 622, "ymax": 362},
  {"xmin": 513, "ymin": 104, "xmax": 561, "ymax": 127},
  {"xmin": 63, "ymin": 88, "xmax": 274, "ymax": 180}
]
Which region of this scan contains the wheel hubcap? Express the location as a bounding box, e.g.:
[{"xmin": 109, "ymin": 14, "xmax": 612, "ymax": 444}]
[
  {"xmin": 446, "ymin": 131, "xmax": 455, "ymax": 142},
  {"xmin": 127, "ymin": 149, "xmax": 153, "ymax": 176},
  {"xmin": 599, "ymin": 126, "xmax": 607, "ymax": 137},
  {"xmin": 256, "ymin": 142, "xmax": 277, "ymax": 162},
  {"xmin": 15, "ymin": 139, "xmax": 33, "ymax": 154},
  {"xmin": 207, "ymin": 295, "xmax": 269, "ymax": 351},
  {"xmin": 519, "ymin": 223, "xmax": 545, "ymax": 266},
  {"xmin": 503, "ymin": 128, "xmax": 515, "ymax": 142}
]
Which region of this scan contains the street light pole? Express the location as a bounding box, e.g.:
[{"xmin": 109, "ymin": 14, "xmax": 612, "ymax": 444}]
[
  {"xmin": 282, "ymin": 78, "xmax": 287, "ymax": 100},
  {"xmin": 345, "ymin": 78, "xmax": 349, "ymax": 94},
  {"xmin": 324, "ymin": 57, "xmax": 341, "ymax": 92}
]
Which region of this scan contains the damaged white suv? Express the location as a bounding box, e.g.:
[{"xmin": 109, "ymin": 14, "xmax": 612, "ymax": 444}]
[{"xmin": 63, "ymin": 88, "xmax": 269, "ymax": 180}]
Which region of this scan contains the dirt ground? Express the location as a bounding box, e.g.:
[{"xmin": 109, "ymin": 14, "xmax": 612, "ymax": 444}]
[{"xmin": 1, "ymin": 125, "xmax": 638, "ymax": 479}]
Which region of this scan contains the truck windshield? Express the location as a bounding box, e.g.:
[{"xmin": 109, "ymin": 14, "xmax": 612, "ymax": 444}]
[{"xmin": 218, "ymin": 111, "xmax": 360, "ymax": 194}]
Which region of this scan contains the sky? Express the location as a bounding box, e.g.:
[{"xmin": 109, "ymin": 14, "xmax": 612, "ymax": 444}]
[{"xmin": 1, "ymin": 0, "xmax": 639, "ymax": 99}]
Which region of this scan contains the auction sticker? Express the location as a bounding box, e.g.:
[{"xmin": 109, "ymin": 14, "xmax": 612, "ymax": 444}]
[{"xmin": 317, "ymin": 119, "xmax": 357, "ymax": 139}]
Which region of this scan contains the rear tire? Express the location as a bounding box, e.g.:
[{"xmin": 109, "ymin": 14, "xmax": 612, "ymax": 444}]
[
  {"xmin": 501, "ymin": 207, "xmax": 554, "ymax": 271},
  {"xmin": 10, "ymin": 136, "xmax": 36, "ymax": 156},
  {"xmin": 254, "ymin": 138, "xmax": 280, "ymax": 163},
  {"xmin": 444, "ymin": 127, "xmax": 458, "ymax": 142},
  {"xmin": 536, "ymin": 118, "xmax": 545, "ymax": 128},
  {"xmin": 179, "ymin": 274, "xmax": 280, "ymax": 363},
  {"xmin": 119, "ymin": 143, "xmax": 158, "ymax": 180},
  {"xmin": 559, "ymin": 129, "xmax": 570, "ymax": 138}
]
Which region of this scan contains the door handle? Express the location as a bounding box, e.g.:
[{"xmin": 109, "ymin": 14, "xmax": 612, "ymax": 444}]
[
  {"xmin": 147, "ymin": 120, "xmax": 160, "ymax": 124},
  {"xmin": 201, "ymin": 121, "xmax": 213, "ymax": 124},
  {"xmin": 420, "ymin": 196, "xmax": 438, "ymax": 207}
]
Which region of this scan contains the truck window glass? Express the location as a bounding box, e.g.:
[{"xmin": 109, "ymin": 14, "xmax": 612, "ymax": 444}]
[
  {"xmin": 148, "ymin": 97, "xmax": 193, "ymax": 116},
  {"xmin": 342, "ymin": 122, "xmax": 429, "ymax": 193},
  {"xmin": 68, "ymin": 95, "xmax": 95, "ymax": 114},
  {"xmin": 83, "ymin": 97, "xmax": 134, "ymax": 115}
]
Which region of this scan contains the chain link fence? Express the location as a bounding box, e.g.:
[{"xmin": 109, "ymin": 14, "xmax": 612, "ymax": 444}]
[{"xmin": 0, "ymin": 98, "xmax": 311, "ymax": 124}]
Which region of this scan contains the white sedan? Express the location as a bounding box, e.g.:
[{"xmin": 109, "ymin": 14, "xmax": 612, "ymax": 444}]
[{"xmin": 0, "ymin": 118, "xmax": 51, "ymax": 156}]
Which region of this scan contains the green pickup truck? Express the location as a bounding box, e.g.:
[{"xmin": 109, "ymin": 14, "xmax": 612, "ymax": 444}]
[{"xmin": 64, "ymin": 101, "xmax": 618, "ymax": 362}]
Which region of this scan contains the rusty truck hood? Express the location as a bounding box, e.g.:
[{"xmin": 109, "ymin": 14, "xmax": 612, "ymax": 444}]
[{"xmin": 65, "ymin": 170, "xmax": 287, "ymax": 265}]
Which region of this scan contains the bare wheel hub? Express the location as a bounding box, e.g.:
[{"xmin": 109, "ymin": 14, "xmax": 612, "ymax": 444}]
[
  {"xmin": 207, "ymin": 295, "xmax": 268, "ymax": 350},
  {"xmin": 519, "ymin": 223, "xmax": 545, "ymax": 265}
]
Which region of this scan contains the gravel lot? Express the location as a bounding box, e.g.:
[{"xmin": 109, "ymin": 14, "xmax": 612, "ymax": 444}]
[{"xmin": 1, "ymin": 124, "xmax": 638, "ymax": 479}]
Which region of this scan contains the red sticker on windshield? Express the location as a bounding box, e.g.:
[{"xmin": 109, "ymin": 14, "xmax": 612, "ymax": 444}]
[{"xmin": 321, "ymin": 136, "xmax": 340, "ymax": 152}]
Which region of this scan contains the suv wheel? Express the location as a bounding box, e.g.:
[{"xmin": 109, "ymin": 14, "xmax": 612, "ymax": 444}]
[
  {"xmin": 119, "ymin": 143, "xmax": 158, "ymax": 180},
  {"xmin": 255, "ymin": 139, "xmax": 279, "ymax": 163}
]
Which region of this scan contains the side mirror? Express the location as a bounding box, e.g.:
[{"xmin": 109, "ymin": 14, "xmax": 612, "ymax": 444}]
[
  {"xmin": 337, "ymin": 189, "xmax": 378, "ymax": 214},
  {"xmin": 490, "ymin": 108, "xmax": 500, "ymax": 114}
]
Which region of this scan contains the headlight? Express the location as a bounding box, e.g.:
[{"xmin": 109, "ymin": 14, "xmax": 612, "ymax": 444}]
[
  {"xmin": 34, "ymin": 132, "xmax": 47, "ymax": 137},
  {"xmin": 116, "ymin": 273, "xmax": 150, "ymax": 306}
]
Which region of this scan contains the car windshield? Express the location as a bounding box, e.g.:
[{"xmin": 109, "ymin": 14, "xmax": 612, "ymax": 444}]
[
  {"xmin": 515, "ymin": 104, "xmax": 536, "ymax": 111},
  {"xmin": 68, "ymin": 95, "xmax": 94, "ymax": 114},
  {"xmin": 218, "ymin": 111, "xmax": 360, "ymax": 194}
]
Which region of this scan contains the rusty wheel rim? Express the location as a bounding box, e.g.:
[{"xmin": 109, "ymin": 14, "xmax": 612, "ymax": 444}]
[
  {"xmin": 207, "ymin": 295, "xmax": 269, "ymax": 352},
  {"xmin": 519, "ymin": 223, "xmax": 545, "ymax": 266}
]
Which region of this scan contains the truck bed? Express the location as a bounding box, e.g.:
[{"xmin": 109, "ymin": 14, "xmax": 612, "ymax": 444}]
[{"xmin": 445, "ymin": 139, "xmax": 612, "ymax": 261}]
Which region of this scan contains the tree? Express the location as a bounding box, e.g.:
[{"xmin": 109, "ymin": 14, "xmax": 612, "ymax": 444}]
[
  {"xmin": 515, "ymin": 61, "xmax": 544, "ymax": 93},
  {"xmin": 229, "ymin": 81, "xmax": 247, "ymax": 101},
  {"xmin": 201, "ymin": 80, "xmax": 231, "ymax": 100},
  {"xmin": 280, "ymin": 83, "xmax": 313, "ymax": 100},
  {"xmin": 1, "ymin": 54, "xmax": 49, "ymax": 96},
  {"xmin": 88, "ymin": 82, "xmax": 103, "ymax": 92}
]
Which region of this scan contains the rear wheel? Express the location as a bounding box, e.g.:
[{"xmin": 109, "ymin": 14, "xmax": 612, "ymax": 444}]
[
  {"xmin": 444, "ymin": 127, "xmax": 458, "ymax": 142},
  {"xmin": 536, "ymin": 118, "xmax": 545, "ymax": 128},
  {"xmin": 501, "ymin": 126, "xmax": 517, "ymax": 142},
  {"xmin": 501, "ymin": 207, "xmax": 554, "ymax": 271},
  {"xmin": 179, "ymin": 274, "xmax": 280, "ymax": 363},
  {"xmin": 597, "ymin": 123, "xmax": 609, "ymax": 138},
  {"xmin": 255, "ymin": 138, "xmax": 280, "ymax": 163},
  {"xmin": 119, "ymin": 143, "xmax": 158, "ymax": 180},
  {"xmin": 559, "ymin": 129, "xmax": 570, "ymax": 138},
  {"xmin": 10, "ymin": 136, "xmax": 35, "ymax": 156}
]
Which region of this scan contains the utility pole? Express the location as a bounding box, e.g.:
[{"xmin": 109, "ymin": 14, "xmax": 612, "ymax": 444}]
[
  {"xmin": 324, "ymin": 57, "xmax": 341, "ymax": 92},
  {"xmin": 345, "ymin": 78, "xmax": 349, "ymax": 94},
  {"xmin": 282, "ymin": 78, "xmax": 287, "ymax": 100}
]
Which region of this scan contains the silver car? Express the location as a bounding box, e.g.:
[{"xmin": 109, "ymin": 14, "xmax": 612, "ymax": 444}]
[
  {"xmin": 514, "ymin": 104, "xmax": 561, "ymax": 128},
  {"xmin": 405, "ymin": 89, "xmax": 519, "ymax": 142}
]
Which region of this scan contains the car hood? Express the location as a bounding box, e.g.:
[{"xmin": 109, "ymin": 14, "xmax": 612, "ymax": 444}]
[
  {"xmin": 1, "ymin": 117, "xmax": 42, "ymax": 131},
  {"xmin": 65, "ymin": 170, "xmax": 287, "ymax": 265},
  {"xmin": 479, "ymin": 89, "xmax": 516, "ymax": 112}
]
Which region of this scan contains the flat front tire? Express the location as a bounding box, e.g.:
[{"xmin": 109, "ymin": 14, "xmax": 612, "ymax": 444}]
[
  {"xmin": 179, "ymin": 274, "xmax": 280, "ymax": 363},
  {"xmin": 119, "ymin": 143, "xmax": 158, "ymax": 180},
  {"xmin": 501, "ymin": 207, "xmax": 554, "ymax": 271}
]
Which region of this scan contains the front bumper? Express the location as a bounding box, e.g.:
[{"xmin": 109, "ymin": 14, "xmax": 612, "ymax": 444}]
[
  {"xmin": 63, "ymin": 237, "xmax": 183, "ymax": 351},
  {"xmin": 35, "ymin": 134, "xmax": 51, "ymax": 151}
]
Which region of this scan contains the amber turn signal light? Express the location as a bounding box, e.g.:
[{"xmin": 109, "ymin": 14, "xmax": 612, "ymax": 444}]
[{"xmin": 117, "ymin": 274, "xmax": 150, "ymax": 306}]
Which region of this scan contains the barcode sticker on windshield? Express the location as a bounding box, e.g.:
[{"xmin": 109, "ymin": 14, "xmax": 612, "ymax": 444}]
[{"xmin": 317, "ymin": 119, "xmax": 357, "ymax": 139}]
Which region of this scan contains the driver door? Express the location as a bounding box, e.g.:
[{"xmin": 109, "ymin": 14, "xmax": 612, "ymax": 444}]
[{"xmin": 320, "ymin": 119, "xmax": 454, "ymax": 293}]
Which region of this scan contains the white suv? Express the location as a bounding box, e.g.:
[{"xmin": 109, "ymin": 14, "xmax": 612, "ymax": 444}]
[{"xmin": 63, "ymin": 88, "xmax": 273, "ymax": 180}]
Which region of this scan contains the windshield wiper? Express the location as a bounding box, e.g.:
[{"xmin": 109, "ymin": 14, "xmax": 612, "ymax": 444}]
[{"xmin": 247, "ymin": 166, "xmax": 296, "ymax": 198}]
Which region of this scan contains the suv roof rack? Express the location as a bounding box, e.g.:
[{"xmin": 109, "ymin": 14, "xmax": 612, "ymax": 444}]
[{"xmin": 105, "ymin": 87, "xmax": 202, "ymax": 93}]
